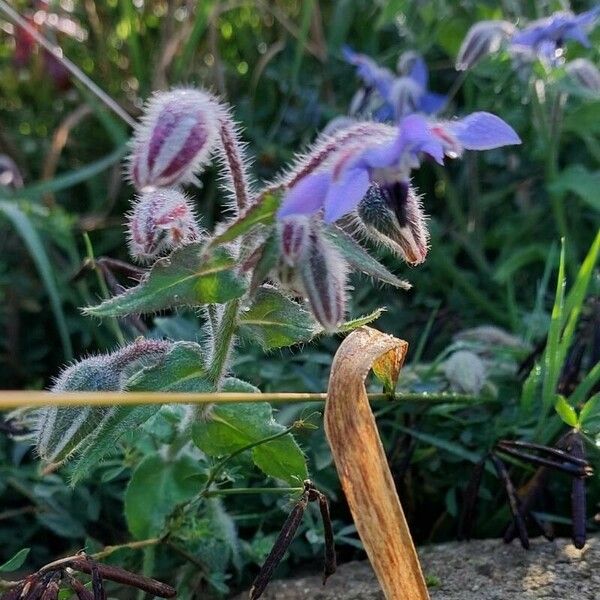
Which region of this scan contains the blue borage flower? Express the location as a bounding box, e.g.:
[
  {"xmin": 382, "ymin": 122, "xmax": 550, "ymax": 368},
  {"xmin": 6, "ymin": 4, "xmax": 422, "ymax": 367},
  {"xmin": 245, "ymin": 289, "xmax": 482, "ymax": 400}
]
[
  {"xmin": 277, "ymin": 112, "xmax": 521, "ymax": 224},
  {"xmin": 457, "ymin": 7, "xmax": 600, "ymax": 70},
  {"xmin": 342, "ymin": 46, "xmax": 447, "ymax": 121}
]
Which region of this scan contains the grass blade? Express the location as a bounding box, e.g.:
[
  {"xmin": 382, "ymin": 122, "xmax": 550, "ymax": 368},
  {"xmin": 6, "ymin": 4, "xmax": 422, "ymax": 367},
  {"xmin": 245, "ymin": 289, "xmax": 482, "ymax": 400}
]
[{"xmin": 0, "ymin": 200, "xmax": 73, "ymax": 360}]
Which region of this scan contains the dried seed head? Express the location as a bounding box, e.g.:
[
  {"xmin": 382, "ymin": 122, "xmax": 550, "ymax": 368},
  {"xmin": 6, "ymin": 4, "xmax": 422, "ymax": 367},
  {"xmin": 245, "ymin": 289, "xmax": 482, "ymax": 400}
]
[
  {"xmin": 278, "ymin": 215, "xmax": 311, "ymax": 267},
  {"xmin": 565, "ymin": 58, "xmax": 600, "ymax": 94},
  {"xmin": 299, "ymin": 227, "xmax": 348, "ymax": 332},
  {"xmin": 456, "ymin": 20, "xmax": 515, "ymax": 71},
  {"xmin": 128, "ymin": 88, "xmax": 220, "ymax": 190},
  {"xmin": 356, "ymin": 182, "xmax": 429, "ymax": 265},
  {"xmin": 127, "ymin": 188, "xmax": 202, "ymax": 263}
]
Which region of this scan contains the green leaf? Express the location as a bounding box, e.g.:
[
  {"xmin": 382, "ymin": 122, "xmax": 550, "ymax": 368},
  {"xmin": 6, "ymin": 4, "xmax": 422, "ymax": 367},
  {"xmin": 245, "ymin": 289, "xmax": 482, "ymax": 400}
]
[
  {"xmin": 324, "ymin": 226, "xmax": 411, "ymax": 290},
  {"xmin": 192, "ymin": 402, "xmax": 307, "ymax": 485},
  {"xmin": 126, "ymin": 342, "xmax": 213, "ymax": 392},
  {"xmin": 0, "ymin": 548, "xmax": 30, "ymax": 572},
  {"xmin": 250, "ymin": 231, "xmax": 279, "ymax": 290},
  {"xmin": 69, "ymin": 406, "xmax": 160, "ymax": 484},
  {"xmin": 579, "ymin": 393, "xmax": 600, "ymax": 435},
  {"xmin": 554, "ymin": 395, "xmax": 578, "ymax": 427},
  {"xmin": 336, "ymin": 308, "xmax": 384, "ymax": 333},
  {"xmin": 570, "ymin": 362, "xmax": 600, "ymax": 409},
  {"xmin": 125, "ymin": 452, "xmax": 201, "ymax": 539},
  {"xmin": 563, "ymin": 102, "xmax": 600, "ymax": 137},
  {"xmin": 0, "ymin": 201, "xmax": 72, "ymax": 359},
  {"xmin": 84, "ymin": 244, "xmax": 246, "ymax": 317},
  {"xmin": 210, "ymin": 194, "xmax": 281, "ymax": 246},
  {"xmin": 239, "ymin": 286, "xmax": 317, "ymax": 349},
  {"xmin": 548, "ymin": 165, "xmax": 600, "ymax": 211}
]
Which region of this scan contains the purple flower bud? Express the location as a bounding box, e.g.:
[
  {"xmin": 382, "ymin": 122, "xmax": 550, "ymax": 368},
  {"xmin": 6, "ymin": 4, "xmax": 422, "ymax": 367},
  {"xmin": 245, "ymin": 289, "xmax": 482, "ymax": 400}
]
[
  {"xmin": 456, "ymin": 20, "xmax": 515, "ymax": 71},
  {"xmin": 0, "ymin": 154, "xmax": 23, "ymax": 189},
  {"xmin": 565, "ymin": 58, "xmax": 600, "ymax": 94},
  {"xmin": 299, "ymin": 228, "xmax": 348, "ymax": 332},
  {"xmin": 127, "ymin": 188, "xmax": 202, "ymax": 263},
  {"xmin": 278, "ymin": 215, "xmax": 311, "ymax": 266},
  {"xmin": 128, "ymin": 88, "xmax": 220, "ymax": 191},
  {"xmin": 356, "ymin": 182, "xmax": 429, "ymax": 265}
]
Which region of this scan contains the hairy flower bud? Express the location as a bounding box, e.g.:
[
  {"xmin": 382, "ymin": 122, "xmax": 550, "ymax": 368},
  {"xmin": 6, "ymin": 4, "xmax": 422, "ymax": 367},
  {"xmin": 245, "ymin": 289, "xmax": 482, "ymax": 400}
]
[
  {"xmin": 565, "ymin": 58, "xmax": 600, "ymax": 93},
  {"xmin": 36, "ymin": 339, "xmax": 170, "ymax": 462},
  {"xmin": 278, "ymin": 215, "xmax": 311, "ymax": 267},
  {"xmin": 127, "ymin": 188, "xmax": 202, "ymax": 263},
  {"xmin": 299, "ymin": 228, "xmax": 348, "ymax": 332},
  {"xmin": 128, "ymin": 88, "xmax": 220, "ymax": 190},
  {"xmin": 356, "ymin": 182, "xmax": 429, "ymax": 265},
  {"xmin": 456, "ymin": 20, "xmax": 515, "ymax": 71}
]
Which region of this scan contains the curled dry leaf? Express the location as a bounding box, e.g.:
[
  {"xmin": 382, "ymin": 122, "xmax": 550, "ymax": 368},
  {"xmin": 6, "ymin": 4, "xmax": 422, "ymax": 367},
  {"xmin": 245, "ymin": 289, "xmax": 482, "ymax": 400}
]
[{"xmin": 324, "ymin": 326, "xmax": 429, "ymax": 600}]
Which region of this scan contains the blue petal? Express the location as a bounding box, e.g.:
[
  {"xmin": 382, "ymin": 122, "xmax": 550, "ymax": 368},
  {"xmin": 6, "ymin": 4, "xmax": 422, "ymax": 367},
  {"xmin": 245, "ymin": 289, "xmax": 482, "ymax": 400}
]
[
  {"xmin": 408, "ymin": 54, "xmax": 428, "ymax": 89},
  {"xmin": 323, "ymin": 168, "xmax": 371, "ymax": 223},
  {"xmin": 277, "ymin": 172, "xmax": 331, "ymax": 219},
  {"xmin": 448, "ymin": 112, "xmax": 521, "ymax": 150},
  {"xmin": 419, "ymin": 92, "xmax": 447, "ymax": 115},
  {"xmin": 342, "ymin": 45, "xmax": 394, "ymax": 98}
]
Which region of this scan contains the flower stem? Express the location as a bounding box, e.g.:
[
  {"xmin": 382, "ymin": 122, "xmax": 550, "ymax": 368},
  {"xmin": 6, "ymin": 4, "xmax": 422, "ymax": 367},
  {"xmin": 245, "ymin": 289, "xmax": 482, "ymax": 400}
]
[{"xmin": 207, "ymin": 299, "xmax": 240, "ymax": 386}]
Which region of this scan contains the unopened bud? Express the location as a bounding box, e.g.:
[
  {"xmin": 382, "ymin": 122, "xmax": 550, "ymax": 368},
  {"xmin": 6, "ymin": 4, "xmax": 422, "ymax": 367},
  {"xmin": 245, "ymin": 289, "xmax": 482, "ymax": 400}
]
[
  {"xmin": 128, "ymin": 88, "xmax": 220, "ymax": 190},
  {"xmin": 279, "ymin": 216, "xmax": 311, "ymax": 266},
  {"xmin": 443, "ymin": 350, "xmax": 486, "ymax": 395},
  {"xmin": 357, "ymin": 182, "xmax": 428, "ymax": 265},
  {"xmin": 299, "ymin": 228, "xmax": 348, "ymax": 332},
  {"xmin": 455, "ymin": 20, "xmax": 515, "ymax": 71},
  {"xmin": 36, "ymin": 339, "xmax": 170, "ymax": 461},
  {"xmin": 127, "ymin": 188, "xmax": 202, "ymax": 263},
  {"xmin": 0, "ymin": 155, "xmax": 23, "ymax": 189},
  {"xmin": 565, "ymin": 59, "xmax": 600, "ymax": 94},
  {"xmin": 389, "ymin": 77, "xmax": 422, "ymax": 119}
]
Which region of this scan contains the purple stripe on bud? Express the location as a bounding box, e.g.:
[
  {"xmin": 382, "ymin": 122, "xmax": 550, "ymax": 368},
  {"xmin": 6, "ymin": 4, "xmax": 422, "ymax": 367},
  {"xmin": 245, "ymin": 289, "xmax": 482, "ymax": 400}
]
[
  {"xmin": 126, "ymin": 188, "xmax": 202, "ymax": 263},
  {"xmin": 279, "ymin": 216, "xmax": 311, "ymax": 266},
  {"xmin": 128, "ymin": 88, "xmax": 220, "ymax": 191},
  {"xmin": 299, "ymin": 228, "xmax": 348, "ymax": 331}
]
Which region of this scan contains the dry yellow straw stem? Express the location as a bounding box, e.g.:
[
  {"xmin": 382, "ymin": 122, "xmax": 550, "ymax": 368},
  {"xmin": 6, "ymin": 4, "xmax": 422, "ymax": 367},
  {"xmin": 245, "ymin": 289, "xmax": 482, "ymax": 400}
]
[
  {"xmin": 0, "ymin": 391, "xmax": 326, "ymax": 409},
  {"xmin": 0, "ymin": 390, "xmax": 477, "ymax": 410},
  {"xmin": 325, "ymin": 327, "xmax": 429, "ymax": 600}
]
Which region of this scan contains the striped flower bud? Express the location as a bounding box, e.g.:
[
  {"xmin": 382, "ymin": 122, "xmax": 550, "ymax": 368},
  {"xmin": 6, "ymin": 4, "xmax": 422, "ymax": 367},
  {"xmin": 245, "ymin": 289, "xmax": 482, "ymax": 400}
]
[
  {"xmin": 126, "ymin": 188, "xmax": 202, "ymax": 263},
  {"xmin": 128, "ymin": 88, "xmax": 220, "ymax": 190},
  {"xmin": 37, "ymin": 339, "xmax": 170, "ymax": 462},
  {"xmin": 356, "ymin": 182, "xmax": 429, "ymax": 265},
  {"xmin": 455, "ymin": 20, "xmax": 515, "ymax": 71},
  {"xmin": 299, "ymin": 228, "xmax": 348, "ymax": 332},
  {"xmin": 565, "ymin": 58, "xmax": 600, "ymax": 94},
  {"xmin": 278, "ymin": 215, "xmax": 311, "ymax": 267}
]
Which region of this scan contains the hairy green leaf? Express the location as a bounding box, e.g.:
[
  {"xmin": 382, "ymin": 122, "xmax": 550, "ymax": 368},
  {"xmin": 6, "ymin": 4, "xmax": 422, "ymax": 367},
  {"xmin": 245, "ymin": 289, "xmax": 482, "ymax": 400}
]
[
  {"xmin": 126, "ymin": 342, "xmax": 213, "ymax": 392},
  {"xmin": 192, "ymin": 398, "xmax": 307, "ymax": 485},
  {"xmin": 84, "ymin": 244, "xmax": 246, "ymax": 317},
  {"xmin": 239, "ymin": 286, "xmax": 317, "ymax": 349},
  {"xmin": 324, "ymin": 226, "xmax": 411, "ymax": 290},
  {"xmin": 125, "ymin": 452, "xmax": 201, "ymax": 539},
  {"xmin": 211, "ymin": 194, "xmax": 280, "ymax": 246}
]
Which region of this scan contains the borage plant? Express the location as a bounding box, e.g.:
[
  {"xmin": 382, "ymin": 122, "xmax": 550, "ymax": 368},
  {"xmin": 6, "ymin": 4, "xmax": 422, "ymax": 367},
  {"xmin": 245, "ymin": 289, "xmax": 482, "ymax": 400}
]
[{"xmin": 23, "ymin": 88, "xmax": 519, "ymax": 594}]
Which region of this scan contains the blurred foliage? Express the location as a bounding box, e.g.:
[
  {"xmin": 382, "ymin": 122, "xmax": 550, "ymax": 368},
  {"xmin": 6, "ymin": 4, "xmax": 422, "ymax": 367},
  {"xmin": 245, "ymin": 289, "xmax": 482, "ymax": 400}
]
[{"xmin": 0, "ymin": 0, "xmax": 598, "ymax": 597}]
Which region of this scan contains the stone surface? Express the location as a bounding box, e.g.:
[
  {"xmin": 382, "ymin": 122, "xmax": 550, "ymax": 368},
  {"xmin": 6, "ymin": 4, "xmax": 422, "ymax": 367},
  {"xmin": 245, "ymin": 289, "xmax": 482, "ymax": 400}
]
[{"xmin": 234, "ymin": 536, "xmax": 600, "ymax": 599}]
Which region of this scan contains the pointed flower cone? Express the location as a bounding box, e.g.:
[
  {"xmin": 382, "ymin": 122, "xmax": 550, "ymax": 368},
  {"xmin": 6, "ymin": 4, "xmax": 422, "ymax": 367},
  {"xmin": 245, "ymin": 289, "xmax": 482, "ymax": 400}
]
[{"xmin": 324, "ymin": 326, "xmax": 429, "ymax": 600}]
